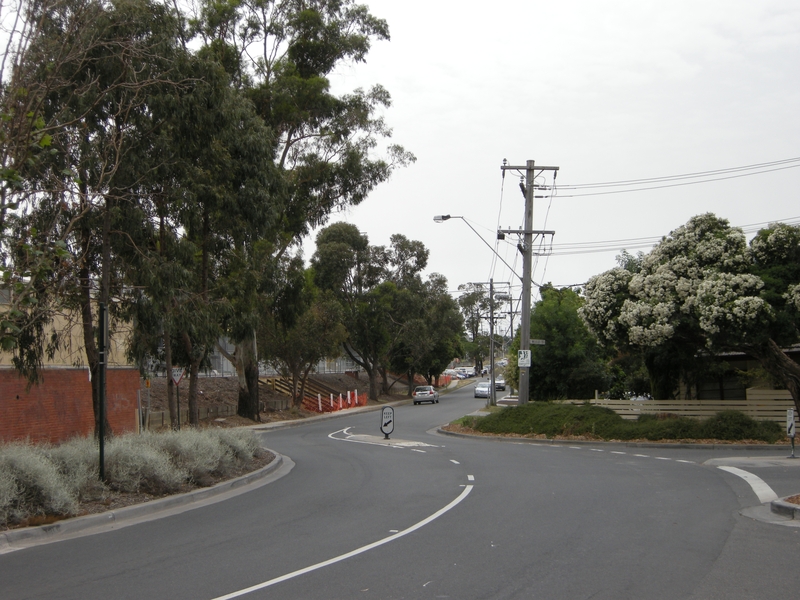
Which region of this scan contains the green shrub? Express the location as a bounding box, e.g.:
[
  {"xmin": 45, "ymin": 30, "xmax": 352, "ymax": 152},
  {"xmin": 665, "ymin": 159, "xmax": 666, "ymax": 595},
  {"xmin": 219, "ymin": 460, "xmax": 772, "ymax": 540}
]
[
  {"xmin": 699, "ymin": 411, "xmax": 783, "ymax": 443},
  {"xmin": 468, "ymin": 403, "xmax": 784, "ymax": 443}
]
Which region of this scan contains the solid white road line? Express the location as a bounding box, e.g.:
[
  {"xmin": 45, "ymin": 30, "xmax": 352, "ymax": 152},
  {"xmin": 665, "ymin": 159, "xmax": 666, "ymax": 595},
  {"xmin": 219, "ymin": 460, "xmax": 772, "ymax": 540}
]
[
  {"xmin": 209, "ymin": 485, "xmax": 474, "ymax": 600},
  {"xmin": 717, "ymin": 466, "xmax": 779, "ymax": 503}
]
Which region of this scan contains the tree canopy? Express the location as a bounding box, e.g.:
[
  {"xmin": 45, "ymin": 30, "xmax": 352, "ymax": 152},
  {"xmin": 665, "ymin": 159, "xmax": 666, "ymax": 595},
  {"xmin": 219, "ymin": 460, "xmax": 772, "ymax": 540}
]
[{"xmin": 581, "ymin": 214, "xmax": 800, "ymax": 412}]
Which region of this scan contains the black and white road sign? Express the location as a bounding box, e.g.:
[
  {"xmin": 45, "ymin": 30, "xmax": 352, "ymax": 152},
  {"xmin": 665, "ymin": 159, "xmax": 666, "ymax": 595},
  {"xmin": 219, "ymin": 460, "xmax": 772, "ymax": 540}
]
[
  {"xmin": 518, "ymin": 350, "xmax": 531, "ymax": 368},
  {"xmin": 380, "ymin": 406, "xmax": 394, "ymax": 437},
  {"xmin": 788, "ymin": 409, "xmax": 796, "ymax": 438}
]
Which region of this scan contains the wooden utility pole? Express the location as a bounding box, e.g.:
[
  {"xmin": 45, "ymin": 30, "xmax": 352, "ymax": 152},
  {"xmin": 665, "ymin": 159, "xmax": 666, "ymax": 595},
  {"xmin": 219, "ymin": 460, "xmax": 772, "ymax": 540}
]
[{"xmin": 500, "ymin": 160, "xmax": 558, "ymax": 404}]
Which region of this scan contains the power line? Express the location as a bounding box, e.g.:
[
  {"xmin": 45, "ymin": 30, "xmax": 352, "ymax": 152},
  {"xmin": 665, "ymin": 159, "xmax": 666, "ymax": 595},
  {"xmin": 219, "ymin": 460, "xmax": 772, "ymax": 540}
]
[
  {"xmin": 551, "ymin": 163, "xmax": 800, "ymax": 198},
  {"xmin": 557, "ymin": 157, "xmax": 800, "ymax": 190}
]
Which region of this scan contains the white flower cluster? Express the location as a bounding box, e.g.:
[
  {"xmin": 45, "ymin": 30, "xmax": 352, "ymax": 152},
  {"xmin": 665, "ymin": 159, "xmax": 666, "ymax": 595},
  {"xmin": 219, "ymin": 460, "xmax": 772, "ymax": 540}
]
[
  {"xmin": 750, "ymin": 223, "xmax": 800, "ymax": 265},
  {"xmin": 619, "ymin": 299, "xmax": 675, "ymax": 345},
  {"xmin": 785, "ymin": 284, "xmax": 800, "ymax": 312},
  {"xmin": 581, "ymin": 213, "xmax": 780, "ymax": 350},
  {"xmin": 695, "ymin": 273, "xmax": 768, "ymax": 338},
  {"xmin": 580, "ymin": 268, "xmax": 632, "ymax": 344}
]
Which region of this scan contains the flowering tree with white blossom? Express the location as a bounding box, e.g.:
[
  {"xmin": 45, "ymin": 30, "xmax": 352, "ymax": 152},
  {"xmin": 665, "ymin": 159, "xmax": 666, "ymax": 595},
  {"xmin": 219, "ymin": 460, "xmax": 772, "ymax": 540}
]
[{"xmin": 581, "ymin": 214, "xmax": 800, "ymax": 413}]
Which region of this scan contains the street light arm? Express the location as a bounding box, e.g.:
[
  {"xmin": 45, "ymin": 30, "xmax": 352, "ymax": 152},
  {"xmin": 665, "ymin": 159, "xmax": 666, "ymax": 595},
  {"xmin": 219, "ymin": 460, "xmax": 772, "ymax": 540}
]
[{"xmin": 434, "ymin": 214, "xmax": 522, "ymax": 281}]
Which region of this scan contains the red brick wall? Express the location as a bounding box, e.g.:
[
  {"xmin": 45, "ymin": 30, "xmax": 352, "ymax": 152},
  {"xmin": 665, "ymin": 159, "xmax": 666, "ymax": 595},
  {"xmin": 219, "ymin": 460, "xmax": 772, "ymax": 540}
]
[{"xmin": 0, "ymin": 367, "xmax": 139, "ymax": 444}]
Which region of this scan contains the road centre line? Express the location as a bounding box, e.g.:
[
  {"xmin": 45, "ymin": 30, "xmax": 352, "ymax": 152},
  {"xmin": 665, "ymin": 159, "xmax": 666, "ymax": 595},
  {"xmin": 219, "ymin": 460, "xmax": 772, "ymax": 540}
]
[
  {"xmin": 611, "ymin": 451, "xmax": 626, "ymax": 455},
  {"xmin": 717, "ymin": 466, "xmax": 778, "ymax": 503},
  {"xmin": 450, "ymin": 460, "xmax": 460, "ymax": 464},
  {"xmin": 208, "ymin": 485, "xmax": 474, "ymax": 600}
]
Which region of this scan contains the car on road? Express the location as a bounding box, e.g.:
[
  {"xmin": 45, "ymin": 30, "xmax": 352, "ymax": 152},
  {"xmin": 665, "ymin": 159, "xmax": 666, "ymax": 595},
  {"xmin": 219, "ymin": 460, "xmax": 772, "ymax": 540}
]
[
  {"xmin": 474, "ymin": 381, "xmax": 490, "ymax": 398},
  {"xmin": 413, "ymin": 386, "xmax": 439, "ymax": 405},
  {"xmin": 495, "ymin": 377, "xmax": 506, "ymax": 391}
]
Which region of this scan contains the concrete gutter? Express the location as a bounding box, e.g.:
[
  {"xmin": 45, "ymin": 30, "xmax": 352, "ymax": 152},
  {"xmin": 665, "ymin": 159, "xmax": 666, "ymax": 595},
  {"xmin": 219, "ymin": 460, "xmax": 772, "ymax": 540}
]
[{"xmin": 436, "ymin": 426, "xmax": 794, "ymax": 451}]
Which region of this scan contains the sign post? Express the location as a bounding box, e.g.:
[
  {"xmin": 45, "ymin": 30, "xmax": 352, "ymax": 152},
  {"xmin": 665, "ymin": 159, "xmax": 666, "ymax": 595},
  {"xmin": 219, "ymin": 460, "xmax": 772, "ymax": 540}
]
[
  {"xmin": 380, "ymin": 406, "xmax": 394, "ymax": 440},
  {"xmin": 788, "ymin": 409, "xmax": 796, "ymax": 459},
  {"xmin": 172, "ymin": 368, "xmax": 185, "ymax": 430}
]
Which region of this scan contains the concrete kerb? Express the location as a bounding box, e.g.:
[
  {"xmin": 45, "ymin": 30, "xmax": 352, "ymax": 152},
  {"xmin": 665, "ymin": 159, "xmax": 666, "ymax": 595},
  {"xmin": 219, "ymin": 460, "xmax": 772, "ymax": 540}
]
[
  {"xmin": 245, "ymin": 397, "xmax": 412, "ymax": 432},
  {"xmin": 0, "ymin": 450, "xmax": 287, "ymax": 552},
  {"xmin": 436, "ymin": 425, "xmax": 794, "ymax": 451},
  {"xmin": 771, "ymin": 498, "xmax": 800, "ymax": 519}
]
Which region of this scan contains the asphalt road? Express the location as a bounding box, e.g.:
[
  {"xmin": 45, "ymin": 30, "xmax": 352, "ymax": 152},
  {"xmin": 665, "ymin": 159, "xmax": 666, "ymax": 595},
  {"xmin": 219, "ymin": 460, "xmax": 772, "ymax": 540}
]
[{"xmin": 2, "ymin": 381, "xmax": 799, "ymax": 599}]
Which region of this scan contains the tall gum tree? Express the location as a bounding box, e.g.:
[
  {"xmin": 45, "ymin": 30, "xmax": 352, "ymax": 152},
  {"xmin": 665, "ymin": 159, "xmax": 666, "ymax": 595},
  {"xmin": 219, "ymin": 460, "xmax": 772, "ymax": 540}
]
[
  {"xmin": 6, "ymin": 0, "xmax": 188, "ymax": 436},
  {"xmin": 190, "ymin": 0, "xmax": 414, "ymax": 416},
  {"xmin": 581, "ymin": 214, "xmax": 800, "ymax": 413}
]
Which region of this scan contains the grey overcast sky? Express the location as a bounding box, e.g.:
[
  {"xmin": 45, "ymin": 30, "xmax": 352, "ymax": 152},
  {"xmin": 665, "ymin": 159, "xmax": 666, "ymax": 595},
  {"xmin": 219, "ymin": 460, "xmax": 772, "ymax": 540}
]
[{"xmin": 307, "ymin": 0, "xmax": 800, "ymax": 309}]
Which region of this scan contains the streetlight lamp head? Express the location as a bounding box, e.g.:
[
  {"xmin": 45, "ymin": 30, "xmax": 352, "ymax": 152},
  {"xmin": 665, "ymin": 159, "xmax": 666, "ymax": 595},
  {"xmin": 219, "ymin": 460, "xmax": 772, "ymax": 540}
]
[{"xmin": 433, "ymin": 215, "xmax": 452, "ymax": 223}]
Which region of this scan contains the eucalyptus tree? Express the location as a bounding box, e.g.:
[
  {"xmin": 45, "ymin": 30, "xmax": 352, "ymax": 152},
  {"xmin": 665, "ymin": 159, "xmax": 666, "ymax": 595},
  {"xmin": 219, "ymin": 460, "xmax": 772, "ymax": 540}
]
[
  {"xmin": 311, "ymin": 222, "xmax": 388, "ymax": 400},
  {"xmin": 457, "ymin": 283, "xmax": 490, "ymax": 371},
  {"xmin": 387, "ymin": 272, "xmax": 463, "ymax": 393},
  {"xmin": 188, "ymin": 0, "xmax": 414, "ymax": 417},
  {"xmin": 4, "ymin": 0, "xmax": 190, "ymax": 435},
  {"xmin": 581, "ymin": 214, "xmax": 800, "ymax": 412},
  {"xmin": 260, "ymin": 264, "xmax": 347, "ymax": 406},
  {"xmin": 506, "ymin": 285, "xmax": 608, "ymax": 401}
]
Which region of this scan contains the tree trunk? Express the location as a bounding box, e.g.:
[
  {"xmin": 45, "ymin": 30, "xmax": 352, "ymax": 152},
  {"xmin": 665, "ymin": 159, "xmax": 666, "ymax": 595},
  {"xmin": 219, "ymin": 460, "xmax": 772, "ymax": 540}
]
[
  {"xmin": 187, "ymin": 361, "xmax": 200, "ymax": 425},
  {"xmin": 180, "ymin": 330, "xmax": 205, "ymax": 426},
  {"xmin": 407, "ymin": 370, "xmax": 414, "ymax": 397},
  {"xmin": 77, "ymin": 177, "xmax": 111, "ymax": 439},
  {"xmin": 745, "ymin": 339, "xmax": 800, "ymax": 416},
  {"xmin": 380, "ymin": 367, "xmax": 390, "ymax": 395},
  {"xmin": 367, "ymin": 366, "xmax": 380, "ymax": 401},
  {"xmin": 79, "ymin": 268, "xmax": 110, "ymax": 439},
  {"xmin": 236, "ymin": 334, "xmax": 261, "ymax": 420},
  {"xmin": 298, "ymin": 364, "xmax": 314, "ymax": 407},
  {"xmin": 164, "ymin": 329, "xmax": 178, "ymax": 429}
]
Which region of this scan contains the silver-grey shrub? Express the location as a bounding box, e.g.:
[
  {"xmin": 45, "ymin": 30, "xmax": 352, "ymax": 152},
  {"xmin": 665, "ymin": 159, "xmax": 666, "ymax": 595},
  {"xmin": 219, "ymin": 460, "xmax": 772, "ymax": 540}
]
[
  {"xmin": 0, "ymin": 466, "xmax": 20, "ymax": 525},
  {"xmin": 0, "ymin": 443, "xmax": 77, "ymax": 524},
  {"xmin": 45, "ymin": 436, "xmax": 104, "ymax": 502},
  {"xmin": 150, "ymin": 429, "xmax": 231, "ymax": 485},
  {"xmin": 214, "ymin": 429, "xmax": 260, "ymax": 464},
  {"xmin": 104, "ymin": 434, "xmax": 186, "ymax": 494}
]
